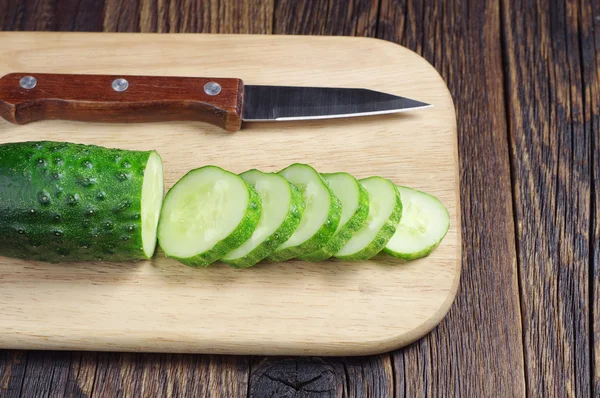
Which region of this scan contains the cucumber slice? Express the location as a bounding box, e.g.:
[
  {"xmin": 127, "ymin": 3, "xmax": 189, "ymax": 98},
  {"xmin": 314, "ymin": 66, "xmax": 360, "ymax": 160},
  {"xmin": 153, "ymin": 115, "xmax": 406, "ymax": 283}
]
[
  {"xmin": 335, "ymin": 176, "xmax": 402, "ymax": 261},
  {"xmin": 300, "ymin": 172, "xmax": 369, "ymax": 262},
  {"xmin": 141, "ymin": 151, "xmax": 164, "ymax": 258},
  {"xmin": 267, "ymin": 163, "xmax": 342, "ymax": 262},
  {"xmin": 157, "ymin": 166, "xmax": 261, "ymax": 267},
  {"xmin": 384, "ymin": 186, "xmax": 450, "ymax": 260},
  {"xmin": 0, "ymin": 141, "xmax": 164, "ymax": 263},
  {"xmin": 221, "ymin": 169, "xmax": 305, "ymax": 268}
]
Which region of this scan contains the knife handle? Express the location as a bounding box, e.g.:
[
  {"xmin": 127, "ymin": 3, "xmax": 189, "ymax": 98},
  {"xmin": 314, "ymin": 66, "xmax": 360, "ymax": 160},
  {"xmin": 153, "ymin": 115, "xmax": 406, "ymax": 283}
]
[{"xmin": 0, "ymin": 73, "xmax": 244, "ymax": 131}]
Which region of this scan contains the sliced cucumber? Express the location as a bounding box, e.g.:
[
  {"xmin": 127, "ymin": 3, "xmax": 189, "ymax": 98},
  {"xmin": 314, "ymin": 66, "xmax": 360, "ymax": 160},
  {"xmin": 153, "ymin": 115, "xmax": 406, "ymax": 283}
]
[
  {"xmin": 384, "ymin": 186, "xmax": 449, "ymax": 260},
  {"xmin": 267, "ymin": 163, "xmax": 341, "ymax": 262},
  {"xmin": 141, "ymin": 151, "xmax": 165, "ymax": 258},
  {"xmin": 221, "ymin": 169, "xmax": 305, "ymax": 268},
  {"xmin": 301, "ymin": 172, "xmax": 369, "ymax": 262},
  {"xmin": 157, "ymin": 166, "xmax": 261, "ymax": 267},
  {"xmin": 334, "ymin": 176, "xmax": 402, "ymax": 261}
]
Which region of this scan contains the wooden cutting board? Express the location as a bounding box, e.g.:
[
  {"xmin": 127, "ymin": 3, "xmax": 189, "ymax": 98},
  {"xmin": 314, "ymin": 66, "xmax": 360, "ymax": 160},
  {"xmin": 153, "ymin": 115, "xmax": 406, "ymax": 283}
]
[{"xmin": 0, "ymin": 32, "xmax": 460, "ymax": 356}]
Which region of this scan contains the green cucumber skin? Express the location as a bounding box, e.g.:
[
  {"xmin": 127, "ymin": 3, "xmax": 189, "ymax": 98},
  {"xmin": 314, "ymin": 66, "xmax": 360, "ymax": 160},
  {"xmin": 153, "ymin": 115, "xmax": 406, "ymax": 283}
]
[
  {"xmin": 300, "ymin": 178, "xmax": 369, "ymax": 262},
  {"xmin": 0, "ymin": 141, "xmax": 155, "ymax": 263},
  {"xmin": 335, "ymin": 179, "xmax": 403, "ymax": 261},
  {"xmin": 222, "ymin": 174, "xmax": 305, "ymax": 268},
  {"xmin": 383, "ymin": 186, "xmax": 449, "ymax": 261},
  {"xmin": 383, "ymin": 239, "xmax": 444, "ymax": 261},
  {"xmin": 266, "ymin": 164, "xmax": 342, "ymax": 262},
  {"xmin": 167, "ymin": 169, "xmax": 262, "ymax": 268}
]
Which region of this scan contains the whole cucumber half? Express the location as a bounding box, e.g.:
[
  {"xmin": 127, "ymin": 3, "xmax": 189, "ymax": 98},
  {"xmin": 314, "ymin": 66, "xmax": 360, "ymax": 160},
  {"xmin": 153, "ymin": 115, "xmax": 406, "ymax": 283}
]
[
  {"xmin": 300, "ymin": 172, "xmax": 369, "ymax": 262},
  {"xmin": 221, "ymin": 169, "xmax": 305, "ymax": 268},
  {"xmin": 334, "ymin": 176, "xmax": 403, "ymax": 261},
  {"xmin": 0, "ymin": 141, "xmax": 164, "ymax": 262},
  {"xmin": 157, "ymin": 166, "xmax": 261, "ymax": 267}
]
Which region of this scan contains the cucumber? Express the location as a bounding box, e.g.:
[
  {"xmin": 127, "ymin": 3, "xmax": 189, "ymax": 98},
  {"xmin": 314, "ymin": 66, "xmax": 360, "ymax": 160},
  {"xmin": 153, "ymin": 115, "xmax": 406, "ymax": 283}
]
[
  {"xmin": 384, "ymin": 186, "xmax": 450, "ymax": 260},
  {"xmin": 267, "ymin": 163, "xmax": 342, "ymax": 262},
  {"xmin": 334, "ymin": 176, "xmax": 402, "ymax": 261},
  {"xmin": 157, "ymin": 166, "xmax": 261, "ymax": 267},
  {"xmin": 221, "ymin": 169, "xmax": 305, "ymax": 268},
  {"xmin": 0, "ymin": 141, "xmax": 164, "ymax": 262},
  {"xmin": 300, "ymin": 172, "xmax": 369, "ymax": 262}
]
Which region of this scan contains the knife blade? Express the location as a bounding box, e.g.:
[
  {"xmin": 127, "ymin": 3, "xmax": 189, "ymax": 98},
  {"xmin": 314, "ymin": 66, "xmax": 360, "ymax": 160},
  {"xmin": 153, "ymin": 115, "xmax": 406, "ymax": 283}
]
[{"xmin": 0, "ymin": 73, "xmax": 431, "ymax": 132}]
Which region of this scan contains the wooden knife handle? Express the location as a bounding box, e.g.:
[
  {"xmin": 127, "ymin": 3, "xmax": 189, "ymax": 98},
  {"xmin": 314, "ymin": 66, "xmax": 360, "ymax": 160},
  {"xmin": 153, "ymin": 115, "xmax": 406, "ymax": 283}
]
[{"xmin": 0, "ymin": 73, "xmax": 244, "ymax": 131}]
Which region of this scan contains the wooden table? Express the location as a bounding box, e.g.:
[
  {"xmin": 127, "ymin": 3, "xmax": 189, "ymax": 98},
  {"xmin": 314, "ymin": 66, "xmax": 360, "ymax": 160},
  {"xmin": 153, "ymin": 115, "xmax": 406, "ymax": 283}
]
[{"xmin": 0, "ymin": 0, "xmax": 598, "ymax": 396}]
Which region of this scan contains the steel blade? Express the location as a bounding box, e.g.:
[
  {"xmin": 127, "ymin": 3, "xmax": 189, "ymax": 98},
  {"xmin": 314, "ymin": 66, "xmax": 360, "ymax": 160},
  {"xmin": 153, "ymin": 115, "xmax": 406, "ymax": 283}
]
[{"xmin": 241, "ymin": 85, "xmax": 431, "ymax": 121}]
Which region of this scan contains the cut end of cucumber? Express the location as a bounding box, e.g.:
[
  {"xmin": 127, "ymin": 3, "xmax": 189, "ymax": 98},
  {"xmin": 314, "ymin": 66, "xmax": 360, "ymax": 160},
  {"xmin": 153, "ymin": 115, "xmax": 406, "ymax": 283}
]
[
  {"xmin": 141, "ymin": 151, "xmax": 164, "ymax": 258},
  {"xmin": 158, "ymin": 166, "xmax": 250, "ymax": 260},
  {"xmin": 384, "ymin": 186, "xmax": 450, "ymax": 260}
]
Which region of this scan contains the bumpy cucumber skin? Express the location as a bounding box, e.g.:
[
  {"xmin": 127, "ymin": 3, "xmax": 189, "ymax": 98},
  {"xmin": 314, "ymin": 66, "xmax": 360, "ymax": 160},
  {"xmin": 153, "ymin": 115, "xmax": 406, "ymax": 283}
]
[
  {"xmin": 383, "ymin": 186, "xmax": 450, "ymax": 261},
  {"xmin": 266, "ymin": 164, "xmax": 342, "ymax": 262},
  {"xmin": 165, "ymin": 167, "xmax": 262, "ymax": 268},
  {"xmin": 300, "ymin": 177, "xmax": 369, "ymax": 262},
  {"xmin": 0, "ymin": 141, "xmax": 156, "ymax": 263},
  {"xmin": 222, "ymin": 173, "xmax": 305, "ymax": 268},
  {"xmin": 335, "ymin": 178, "xmax": 403, "ymax": 261}
]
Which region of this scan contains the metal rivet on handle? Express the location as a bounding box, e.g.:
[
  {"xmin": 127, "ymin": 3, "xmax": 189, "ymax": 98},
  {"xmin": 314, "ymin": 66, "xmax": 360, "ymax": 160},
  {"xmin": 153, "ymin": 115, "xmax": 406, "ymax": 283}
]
[
  {"xmin": 204, "ymin": 82, "xmax": 222, "ymax": 96},
  {"xmin": 20, "ymin": 76, "xmax": 37, "ymax": 89},
  {"xmin": 112, "ymin": 78, "xmax": 129, "ymax": 92}
]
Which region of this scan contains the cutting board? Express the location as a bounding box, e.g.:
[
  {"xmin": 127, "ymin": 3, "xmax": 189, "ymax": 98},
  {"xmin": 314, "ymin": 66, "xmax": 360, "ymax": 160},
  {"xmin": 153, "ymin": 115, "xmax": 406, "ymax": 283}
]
[{"xmin": 0, "ymin": 32, "xmax": 460, "ymax": 356}]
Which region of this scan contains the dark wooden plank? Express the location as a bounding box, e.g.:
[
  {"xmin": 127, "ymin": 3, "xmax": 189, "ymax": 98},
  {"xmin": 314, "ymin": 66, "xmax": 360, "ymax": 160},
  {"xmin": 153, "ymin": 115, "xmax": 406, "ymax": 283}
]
[
  {"xmin": 273, "ymin": 0, "xmax": 378, "ymax": 36},
  {"xmin": 583, "ymin": 0, "xmax": 600, "ymax": 395},
  {"xmin": 502, "ymin": 0, "xmax": 594, "ymax": 396},
  {"xmin": 19, "ymin": 351, "xmax": 94, "ymax": 398},
  {"xmin": 273, "ymin": 0, "xmax": 329, "ymax": 34},
  {"xmin": 379, "ymin": 0, "xmax": 526, "ymax": 395},
  {"xmin": 59, "ymin": 353, "xmax": 97, "ymax": 398},
  {"xmin": 0, "ymin": 0, "xmax": 56, "ymax": 30},
  {"xmin": 0, "ymin": 351, "xmax": 27, "ymax": 398},
  {"xmin": 249, "ymin": 356, "xmax": 393, "ymax": 398},
  {"xmin": 54, "ymin": 0, "xmax": 106, "ymax": 31},
  {"xmin": 343, "ymin": 356, "xmax": 394, "ymax": 397},
  {"xmin": 0, "ymin": 0, "xmax": 27, "ymax": 30},
  {"xmin": 1, "ymin": 0, "xmax": 105, "ymax": 31},
  {"xmin": 102, "ymin": 0, "xmax": 142, "ymax": 32},
  {"xmin": 138, "ymin": 0, "xmax": 274, "ymax": 33},
  {"xmin": 2, "ymin": 351, "xmax": 95, "ymax": 398},
  {"xmin": 90, "ymin": 353, "xmax": 249, "ymax": 398}
]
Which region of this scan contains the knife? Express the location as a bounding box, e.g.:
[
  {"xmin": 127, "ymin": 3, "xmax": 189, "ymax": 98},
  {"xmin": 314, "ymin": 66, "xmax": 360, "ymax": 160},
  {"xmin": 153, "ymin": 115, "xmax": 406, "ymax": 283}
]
[{"xmin": 0, "ymin": 73, "xmax": 431, "ymax": 132}]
